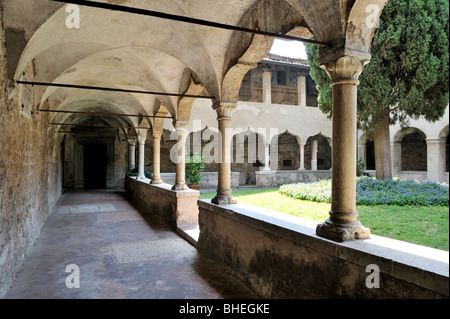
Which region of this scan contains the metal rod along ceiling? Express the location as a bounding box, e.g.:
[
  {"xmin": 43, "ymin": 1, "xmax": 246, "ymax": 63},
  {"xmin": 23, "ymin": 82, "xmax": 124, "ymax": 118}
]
[
  {"xmin": 17, "ymin": 81, "xmax": 214, "ymax": 100},
  {"xmin": 51, "ymin": 0, "xmax": 330, "ymax": 47},
  {"xmin": 40, "ymin": 109, "xmax": 172, "ymax": 119},
  {"xmin": 58, "ymin": 130, "xmax": 129, "ymax": 137},
  {"xmin": 50, "ymin": 122, "xmax": 148, "ymax": 130}
]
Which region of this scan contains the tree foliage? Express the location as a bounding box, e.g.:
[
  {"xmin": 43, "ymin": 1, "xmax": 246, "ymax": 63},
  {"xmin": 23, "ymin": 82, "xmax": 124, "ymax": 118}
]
[{"xmin": 305, "ymin": 0, "xmax": 449, "ymax": 133}]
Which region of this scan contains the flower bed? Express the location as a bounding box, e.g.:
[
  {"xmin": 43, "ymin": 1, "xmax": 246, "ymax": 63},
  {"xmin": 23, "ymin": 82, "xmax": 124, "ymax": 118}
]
[{"xmin": 279, "ymin": 177, "xmax": 449, "ymax": 206}]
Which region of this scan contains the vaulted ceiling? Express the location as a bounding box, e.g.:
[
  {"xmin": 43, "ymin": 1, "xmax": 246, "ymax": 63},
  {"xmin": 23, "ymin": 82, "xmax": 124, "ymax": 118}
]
[{"xmin": 2, "ymin": 0, "xmax": 387, "ymax": 135}]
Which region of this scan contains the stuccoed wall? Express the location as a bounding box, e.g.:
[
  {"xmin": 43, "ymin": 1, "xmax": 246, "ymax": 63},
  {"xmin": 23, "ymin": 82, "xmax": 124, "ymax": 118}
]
[
  {"xmin": 256, "ymin": 170, "xmax": 332, "ymax": 187},
  {"xmin": 160, "ymin": 172, "xmax": 240, "ymax": 189}
]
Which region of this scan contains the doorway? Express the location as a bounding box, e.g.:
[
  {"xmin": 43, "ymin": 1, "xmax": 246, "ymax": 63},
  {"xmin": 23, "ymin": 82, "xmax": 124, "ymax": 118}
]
[{"xmin": 83, "ymin": 144, "xmax": 107, "ymax": 189}]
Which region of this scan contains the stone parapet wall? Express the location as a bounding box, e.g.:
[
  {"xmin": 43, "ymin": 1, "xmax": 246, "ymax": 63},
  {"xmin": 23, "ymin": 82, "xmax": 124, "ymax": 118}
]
[
  {"xmin": 197, "ymin": 200, "xmax": 449, "ymax": 298},
  {"xmin": 256, "ymin": 170, "xmax": 332, "ymax": 187},
  {"xmin": 125, "ymin": 177, "xmax": 200, "ymax": 229},
  {"xmin": 159, "ymin": 172, "xmax": 240, "ymax": 189}
]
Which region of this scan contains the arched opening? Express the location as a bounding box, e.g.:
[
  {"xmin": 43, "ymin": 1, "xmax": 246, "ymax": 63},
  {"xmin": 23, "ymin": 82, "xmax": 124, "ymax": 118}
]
[
  {"xmin": 365, "ymin": 140, "xmax": 375, "ymax": 170},
  {"xmin": 304, "ymin": 134, "xmax": 331, "ymax": 170},
  {"xmin": 272, "ymin": 132, "xmax": 300, "ymax": 171},
  {"xmin": 401, "ymin": 130, "xmax": 427, "ymax": 171},
  {"xmin": 446, "ymin": 135, "xmax": 449, "ymax": 173},
  {"xmin": 232, "ymin": 130, "xmax": 265, "ymax": 185}
]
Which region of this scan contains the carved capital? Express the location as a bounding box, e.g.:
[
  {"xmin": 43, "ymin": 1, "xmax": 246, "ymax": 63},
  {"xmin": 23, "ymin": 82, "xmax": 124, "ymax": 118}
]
[
  {"xmin": 320, "ymin": 55, "xmax": 369, "ymax": 86},
  {"xmin": 212, "ymin": 102, "xmax": 236, "ymax": 120},
  {"xmin": 127, "ymin": 138, "xmax": 137, "ymax": 146},
  {"xmin": 152, "ymin": 131, "xmax": 163, "ymax": 140},
  {"xmin": 135, "ymin": 128, "xmax": 148, "ymax": 144}
]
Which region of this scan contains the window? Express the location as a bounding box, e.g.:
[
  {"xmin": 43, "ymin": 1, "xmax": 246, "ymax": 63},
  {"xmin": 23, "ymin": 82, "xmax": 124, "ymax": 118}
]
[
  {"xmin": 283, "ymin": 159, "xmax": 292, "ymax": 167},
  {"xmin": 277, "ymin": 71, "xmax": 287, "ymax": 86}
]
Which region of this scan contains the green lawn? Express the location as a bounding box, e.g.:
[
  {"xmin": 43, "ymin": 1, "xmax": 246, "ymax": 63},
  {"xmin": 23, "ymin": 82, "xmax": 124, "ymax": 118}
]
[{"xmin": 200, "ymin": 188, "xmax": 449, "ymax": 251}]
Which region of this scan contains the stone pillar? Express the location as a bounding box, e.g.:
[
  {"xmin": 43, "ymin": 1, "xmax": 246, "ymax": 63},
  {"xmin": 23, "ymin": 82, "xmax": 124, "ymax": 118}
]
[
  {"xmin": 311, "ymin": 139, "xmax": 318, "ymax": 171},
  {"xmin": 172, "ymin": 121, "xmax": 190, "ymax": 190},
  {"xmin": 316, "ymin": 55, "xmax": 370, "ymax": 242},
  {"xmin": 127, "ymin": 139, "xmax": 136, "ymax": 170},
  {"xmin": 212, "ymin": 102, "xmax": 237, "ymax": 205},
  {"xmin": 391, "ymin": 142, "xmax": 402, "ymax": 177},
  {"xmin": 299, "ymin": 142, "xmax": 306, "ymax": 170},
  {"xmin": 263, "ymin": 141, "xmax": 271, "ymax": 171},
  {"xmin": 136, "ymin": 129, "xmax": 148, "ymax": 180},
  {"xmin": 427, "ymin": 138, "xmax": 446, "ymax": 183},
  {"xmin": 298, "ymin": 75, "xmax": 306, "ymax": 107},
  {"xmin": 262, "ymin": 71, "xmax": 272, "ymax": 104},
  {"xmin": 150, "ymin": 131, "xmax": 163, "ymax": 185}
]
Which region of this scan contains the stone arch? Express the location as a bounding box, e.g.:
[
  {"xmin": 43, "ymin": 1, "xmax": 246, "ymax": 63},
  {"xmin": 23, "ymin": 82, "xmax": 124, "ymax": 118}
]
[{"xmin": 221, "ymin": 0, "xmax": 310, "ymax": 103}]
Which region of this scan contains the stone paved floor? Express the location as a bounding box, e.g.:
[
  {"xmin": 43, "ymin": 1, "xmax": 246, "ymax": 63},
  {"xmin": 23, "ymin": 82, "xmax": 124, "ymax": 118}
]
[{"xmin": 5, "ymin": 190, "xmax": 256, "ymax": 299}]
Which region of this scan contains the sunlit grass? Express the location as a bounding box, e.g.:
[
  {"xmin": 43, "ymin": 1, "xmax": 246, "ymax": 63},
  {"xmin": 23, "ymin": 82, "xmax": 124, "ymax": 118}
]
[{"xmin": 200, "ymin": 187, "xmax": 449, "ymax": 251}]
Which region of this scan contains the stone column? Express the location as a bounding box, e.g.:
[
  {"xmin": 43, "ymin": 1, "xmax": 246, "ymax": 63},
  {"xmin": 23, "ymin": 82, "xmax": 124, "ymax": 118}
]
[
  {"xmin": 358, "ymin": 142, "xmax": 366, "ymax": 162},
  {"xmin": 427, "ymin": 138, "xmax": 446, "ymax": 183},
  {"xmin": 298, "ymin": 142, "xmax": 306, "ymax": 170},
  {"xmin": 298, "ymin": 75, "xmax": 306, "ymax": 107},
  {"xmin": 390, "ymin": 142, "xmax": 402, "ymax": 177},
  {"xmin": 171, "ymin": 121, "xmax": 190, "ymax": 190},
  {"xmin": 311, "ymin": 139, "xmax": 318, "ymax": 171},
  {"xmin": 262, "ymin": 71, "xmax": 272, "ymax": 104},
  {"xmin": 127, "ymin": 139, "xmax": 136, "ymax": 170},
  {"xmin": 263, "ymin": 141, "xmax": 271, "ymax": 171},
  {"xmin": 150, "ymin": 131, "xmax": 163, "ymax": 184},
  {"xmin": 212, "ymin": 102, "xmax": 237, "ymax": 205},
  {"xmin": 136, "ymin": 129, "xmax": 148, "ymax": 180},
  {"xmin": 316, "ymin": 55, "xmax": 370, "ymax": 242}
]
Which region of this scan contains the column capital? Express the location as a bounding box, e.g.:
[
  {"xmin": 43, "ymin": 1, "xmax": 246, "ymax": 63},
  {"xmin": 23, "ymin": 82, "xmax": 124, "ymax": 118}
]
[
  {"xmin": 152, "ymin": 131, "xmax": 163, "ymax": 139},
  {"xmin": 136, "ymin": 128, "xmax": 148, "ymax": 144},
  {"xmin": 320, "ymin": 55, "xmax": 370, "ymax": 86},
  {"xmin": 212, "ymin": 102, "xmax": 236, "ymax": 120},
  {"xmin": 127, "ymin": 138, "xmax": 137, "ymax": 146}
]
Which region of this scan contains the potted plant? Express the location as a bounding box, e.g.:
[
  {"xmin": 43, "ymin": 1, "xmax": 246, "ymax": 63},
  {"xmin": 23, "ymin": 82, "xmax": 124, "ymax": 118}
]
[{"xmin": 185, "ymin": 153, "xmax": 205, "ymax": 190}]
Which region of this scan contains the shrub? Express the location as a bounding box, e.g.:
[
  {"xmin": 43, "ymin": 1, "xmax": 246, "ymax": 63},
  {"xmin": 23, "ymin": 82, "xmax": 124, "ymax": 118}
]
[
  {"xmin": 356, "ymin": 159, "xmax": 366, "ymax": 177},
  {"xmin": 279, "ymin": 177, "xmax": 449, "ymax": 206},
  {"xmin": 185, "ymin": 153, "xmax": 205, "ymax": 185}
]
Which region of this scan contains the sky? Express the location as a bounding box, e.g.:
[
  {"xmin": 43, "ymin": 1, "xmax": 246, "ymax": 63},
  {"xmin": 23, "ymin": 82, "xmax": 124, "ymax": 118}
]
[{"xmin": 269, "ymin": 39, "xmax": 308, "ymax": 59}]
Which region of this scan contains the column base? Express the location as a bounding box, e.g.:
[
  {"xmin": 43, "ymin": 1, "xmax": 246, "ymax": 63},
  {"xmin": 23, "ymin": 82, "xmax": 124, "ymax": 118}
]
[
  {"xmin": 316, "ymin": 216, "xmax": 370, "ymax": 242},
  {"xmin": 172, "ymin": 183, "xmax": 190, "ymax": 191},
  {"xmin": 211, "ymin": 191, "xmax": 237, "ymax": 205},
  {"xmin": 150, "ymin": 178, "xmax": 163, "ymax": 185}
]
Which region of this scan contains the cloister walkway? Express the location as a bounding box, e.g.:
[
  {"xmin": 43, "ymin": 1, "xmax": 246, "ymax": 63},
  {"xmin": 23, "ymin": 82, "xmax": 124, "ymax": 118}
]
[{"xmin": 5, "ymin": 190, "xmax": 255, "ymax": 299}]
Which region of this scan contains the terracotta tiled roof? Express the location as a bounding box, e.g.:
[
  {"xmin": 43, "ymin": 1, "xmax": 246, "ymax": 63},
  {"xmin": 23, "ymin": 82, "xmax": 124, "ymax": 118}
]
[{"xmin": 263, "ymin": 53, "xmax": 310, "ymax": 67}]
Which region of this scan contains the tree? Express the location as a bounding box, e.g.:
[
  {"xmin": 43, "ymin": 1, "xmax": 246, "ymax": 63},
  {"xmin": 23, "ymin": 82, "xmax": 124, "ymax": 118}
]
[{"xmin": 305, "ymin": 0, "xmax": 449, "ymax": 179}]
